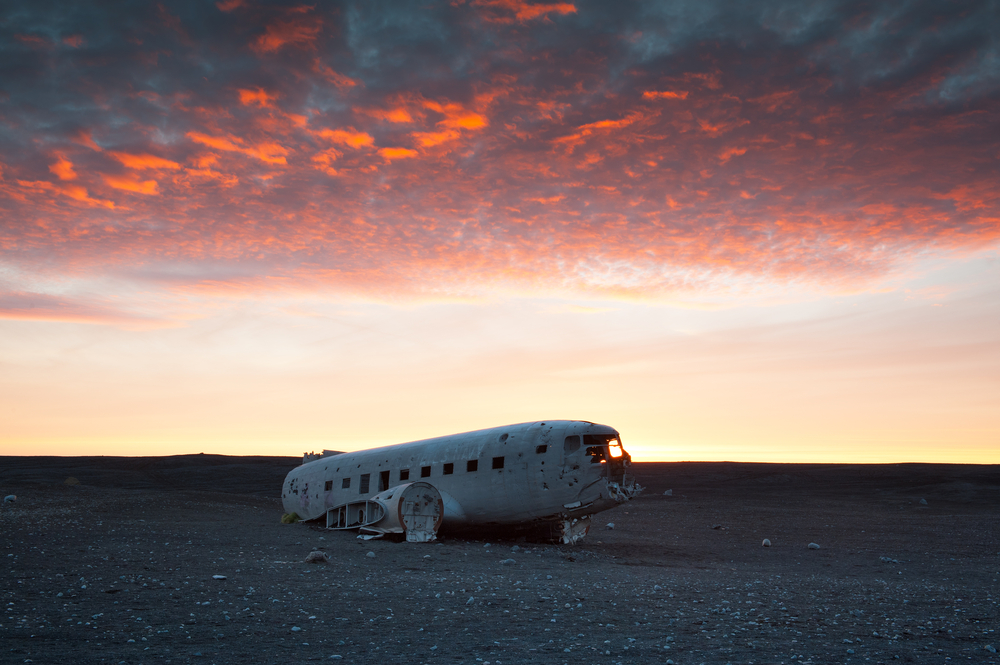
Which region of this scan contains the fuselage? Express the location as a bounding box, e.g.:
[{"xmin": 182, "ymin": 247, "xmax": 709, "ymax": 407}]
[{"xmin": 281, "ymin": 420, "xmax": 638, "ymax": 528}]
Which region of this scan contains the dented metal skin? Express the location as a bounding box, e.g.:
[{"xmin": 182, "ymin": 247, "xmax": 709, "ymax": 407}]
[{"xmin": 281, "ymin": 421, "xmax": 641, "ymax": 541}]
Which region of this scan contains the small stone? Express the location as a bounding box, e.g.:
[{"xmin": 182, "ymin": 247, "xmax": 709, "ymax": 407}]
[
  {"xmin": 762, "ymin": 539, "xmax": 771, "ymax": 547},
  {"xmin": 807, "ymin": 542, "xmax": 820, "ymax": 549},
  {"xmin": 466, "ymin": 597, "xmax": 475, "ymax": 605},
  {"xmin": 511, "ymin": 545, "xmax": 520, "ymax": 552},
  {"xmin": 291, "ymin": 626, "xmax": 301, "ymax": 632},
  {"xmin": 500, "ymin": 558, "xmax": 516, "ymax": 565},
  {"xmin": 985, "ymin": 645, "xmax": 997, "ymax": 654},
  {"xmin": 711, "ymin": 524, "xmax": 722, "ymax": 530},
  {"xmin": 212, "ymin": 574, "xmax": 227, "ymax": 580},
  {"xmin": 919, "ymin": 498, "xmax": 928, "ymax": 505},
  {"xmin": 664, "ymin": 490, "xmax": 672, "ymax": 496},
  {"xmin": 605, "ymin": 523, "xmax": 615, "ymax": 530},
  {"xmin": 305, "ymin": 551, "xmax": 328, "ymax": 564},
  {"xmin": 330, "ymin": 656, "xmax": 343, "ymax": 660},
  {"xmin": 366, "ymin": 551, "xmax": 375, "ymax": 558},
  {"xmin": 847, "ymin": 649, "xmax": 855, "ymax": 654},
  {"xmin": 3, "ymin": 495, "xmax": 15, "ymax": 503}
]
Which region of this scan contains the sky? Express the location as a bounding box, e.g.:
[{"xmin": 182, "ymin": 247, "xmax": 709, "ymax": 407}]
[{"xmin": 1, "ymin": 0, "xmax": 998, "ymax": 463}]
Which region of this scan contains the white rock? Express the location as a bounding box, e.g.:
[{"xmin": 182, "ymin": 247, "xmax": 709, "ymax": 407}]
[
  {"xmin": 511, "ymin": 545, "xmax": 520, "ymax": 552},
  {"xmin": 500, "ymin": 558, "xmax": 516, "ymax": 565},
  {"xmin": 291, "ymin": 626, "xmax": 301, "ymax": 632},
  {"xmin": 605, "ymin": 523, "xmax": 615, "ymax": 530},
  {"xmin": 761, "ymin": 539, "xmax": 771, "ymax": 547},
  {"xmin": 808, "ymin": 542, "xmax": 820, "ymax": 549},
  {"xmin": 366, "ymin": 551, "xmax": 375, "ymax": 558},
  {"xmin": 466, "ymin": 597, "xmax": 475, "ymax": 605},
  {"xmin": 304, "ymin": 551, "xmax": 328, "ymax": 564},
  {"xmin": 3, "ymin": 495, "xmax": 15, "ymax": 503},
  {"xmin": 212, "ymin": 574, "xmax": 227, "ymax": 580},
  {"xmin": 663, "ymin": 490, "xmax": 672, "ymax": 496},
  {"xmin": 919, "ymin": 498, "xmax": 928, "ymax": 505},
  {"xmin": 984, "ymin": 645, "xmax": 996, "ymax": 654}
]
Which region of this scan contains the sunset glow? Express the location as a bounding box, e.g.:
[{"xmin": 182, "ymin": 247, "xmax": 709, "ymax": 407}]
[{"xmin": 1, "ymin": 1, "xmax": 997, "ymax": 462}]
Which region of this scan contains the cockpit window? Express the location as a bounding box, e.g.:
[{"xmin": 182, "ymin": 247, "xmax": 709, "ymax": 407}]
[{"xmin": 584, "ymin": 434, "xmax": 624, "ymax": 462}]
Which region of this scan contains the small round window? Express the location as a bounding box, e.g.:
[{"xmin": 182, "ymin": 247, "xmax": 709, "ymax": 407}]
[{"xmin": 499, "ymin": 433, "xmax": 508, "ymax": 443}]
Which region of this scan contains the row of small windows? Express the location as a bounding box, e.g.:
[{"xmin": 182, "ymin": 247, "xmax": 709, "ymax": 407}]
[
  {"xmin": 322, "ymin": 454, "xmax": 523, "ymax": 495},
  {"xmin": 318, "ymin": 445, "xmax": 554, "ymax": 495}
]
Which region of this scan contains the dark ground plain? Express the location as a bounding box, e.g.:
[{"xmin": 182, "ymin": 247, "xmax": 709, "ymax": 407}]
[{"xmin": 1, "ymin": 456, "xmax": 998, "ymax": 665}]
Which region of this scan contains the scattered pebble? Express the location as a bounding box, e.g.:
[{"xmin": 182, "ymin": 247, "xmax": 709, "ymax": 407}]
[
  {"xmin": 605, "ymin": 523, "xmax": 615, "ymax": 530},
  {"xmin": 500, "ymin": 558, "xmax": 516, "ymax": 565},
  {"xmin": 663, "ymin": 490, "xmax": 672, "ymax": 496},
  {"xmin": 919, "ymin": 498, "xmax": 928, "ymax": 505},
  {"xmin": 762, "ymin": 539, "xmax": 771, "ymax": 547},
  {"xmin": 807, "ymin": 542, "xmax": 820, "ymax": 549},
  {"xmin": 212, "ymin": 574, "xmax": 227, "ymax": 580},
  {"xmin": 366, "ymin": 551, "xmax": 375, "ymax": 558},
  {"xmin": 3, "ymin": 495, "xmax": 15, "ymax": 503}
]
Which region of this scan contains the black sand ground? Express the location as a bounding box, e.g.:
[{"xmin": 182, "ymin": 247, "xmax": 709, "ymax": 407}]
[{"xmin": 1, "ymin": 456, "xmax": 998, "ymax": 665}]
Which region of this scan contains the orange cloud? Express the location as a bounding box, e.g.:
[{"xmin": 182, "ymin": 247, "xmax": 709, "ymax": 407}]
[
  {"xmin": 317, "ymin": 128, "xmax": 375, "ymax": 148},
  {"xmin": 412, "ymin": 129, "xmax": 460, "ymax": 148},
  {"xmin": 49, "ymin": 154, "xmax": 77, "ymax": 180},
  {"xmin": 73, "ymin": 131, "xmax": 103, "ymax": 152},
  {"xmin": 359, "ymin": 107, "xmax": 414, "ymax": 123},
  {"xmin": 311, "ymin": 148, "xmax": 342, "ymax": 175},
  {"xmin": 16, "ymin": 179, "xmax": 114, "ymax": 208},
  {"xmin": 313, "ymin": 60, "xmax": 360, "ymax": 88},
  {"xmin": 216, "ymin": 0, "xmax": 244, "ymax": 11},
  {"xmin": 103, "ymin": 174, "xmax": 159, "ymax": 195},
  {"xmin": 423, "ymin": 100, "xmax": 488, "ymax": 130},
  {"xmin": 243, "ymin": 141, "xmax": 289, "ymax": 165},
  {"xmin": 527, "ymin": 194, "xmax": 566, "ymax": 204},
  {"xmin": 718, "ymin": 146, "xmax": 747, "ymax": 163},
  {"xmin": 238, "ymin": 87, "xmax": 280, "ymax": 108},
  {"xmin": 62, "ymin": 35, "xmax": 85, "ymax": 48},
  {"xmin": 379, "ymin": 147, "xmax": 418, "ymax": 159},
  {"xmin": 187, "ymin": 132, "xmax": 288, "ymax": 164},
  {"xmin": 14, "ymin": 34, "xmax": 52, "ymax": 48},
  {"xmin": 188, "ymin": 132, "xmax": 242, "ymax": 152},
  {"xmin": 252, "ymin": 16, "xmax": 322, "ymax": 53},
  {"xmin": 474, "ymin": 0, "xmax": 577, "ymax": 23},
  {"xmin": 643, "ymin": 90, "xmax": 689, "ymax": 100},
  {"xmin": 111, "ymin": 152, "xmax": 182, "ymax": 171}
]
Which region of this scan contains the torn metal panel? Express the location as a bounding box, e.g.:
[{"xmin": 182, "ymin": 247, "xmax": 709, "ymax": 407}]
[
  {"xmin": 326, "ymin": 500, "xmax": 385, "ymax": 529},
  {"xmin": 559, "ymin": 516, "xmax": 591, "ymax": 545},
  {"xmin": 328, "ymin": 482, "xmax": 444, "ymax": 542}
]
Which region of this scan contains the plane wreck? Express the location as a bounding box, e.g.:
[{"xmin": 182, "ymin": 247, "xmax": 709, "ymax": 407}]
[{"xmin": 281, "ymin": 420, "xmax": 642, "ymax": 543}]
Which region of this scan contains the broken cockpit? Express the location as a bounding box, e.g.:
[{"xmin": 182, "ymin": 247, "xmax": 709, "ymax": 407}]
[{"xmin": 580, "ymin": 433, "xmax": 637, "ymax": 498}]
